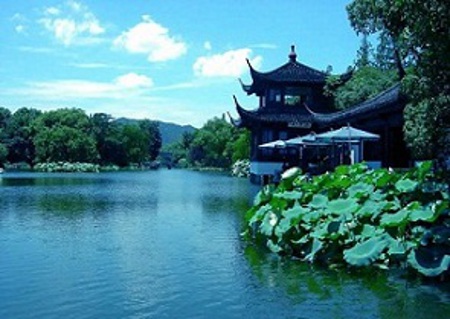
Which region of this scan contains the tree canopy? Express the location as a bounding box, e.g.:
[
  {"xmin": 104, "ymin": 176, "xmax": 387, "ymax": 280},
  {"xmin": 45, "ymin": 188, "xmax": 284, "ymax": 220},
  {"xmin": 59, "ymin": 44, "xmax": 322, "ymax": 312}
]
[
  {"xmin": 346, "ymin": 0, "xmax": 450, "ymax": 159},
  {"xmin": 0, "ymin": 107, "xmax": 162, "ymax": 167}
]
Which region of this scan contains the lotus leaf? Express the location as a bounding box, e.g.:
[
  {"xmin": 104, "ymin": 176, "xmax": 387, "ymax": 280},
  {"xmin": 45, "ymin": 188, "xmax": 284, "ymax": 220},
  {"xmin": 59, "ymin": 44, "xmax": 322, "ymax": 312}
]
[
  {"xmin": 253, "ymin": 185, "xmax": 274, "ymax": 206},
  {"xmin": 387, "ymin": 238, "xmax": 407, "ymax": 256},
  {"xmin": 291, "ymin": 235, "xmax": 309, "ymax": 245},
  {"xmin": 249, "ymin": 204, "xmax": 271, "ymax": 224},
  {"xmin": 267, "ymin": 239, "xmax": 283, "ymax": 253},
  {"xmin": 347, "ymin": 182, "xmax": 374, "ymax": 198},
  {"xmin": 369, "ymin": 190, "xmax": 386, "ymax": 202},
  {"xmin": 274, "ymin": 190, "xmax": 303, "ymax": 201},
  {"xmin": 380, "ymin": 209, "xmax": 410, "ymax": 227},
  {"xmin": 409, "ymin": 206, "xmax": 437, "ymax": 223},
  {"xmin": 260, "ymin": 211, "xmax": 278, "ymax": 236},
  {"xmin": 282, "ymin": 202, "xmax": 308, "ymax": 225},
  {"xmin": 329, "ymin": 176, "xmax": 353, "ymax": 189},
  {"xmin": 309, "ymin": 194, "xmax": 328, "ymax": 209},
  {"xmin": 357, "ymin": 200, "xmax": 387, "ymax": 218},
  {"xmin": 327, "ymin": 198, "xmax": 359, "ymax": 217},
  {"xmin": 343, "ymin": 235, "xmax": 389, "ymax": 266},
  {"xmin": 310, "ymin": 223, "xmax": 329, "ymax": 240},
  {"xmin": 302, "ymin": 210, "xmax": 323, "ymax": 224},
  {"xmin": 395, "ymin": 178, "xmax": 418, "ymax": 193},
  {"xmin": 274, "ymin": 218, "xmax": 292, "ymax": 238},
  {"xmin": 359, "ymin": 224, "xmax": 382, "ymax": 239},
  {"xmin": 373, "ymin": 169, "xmax": 395, "ymax": 188},
  {"xmin": 408, "ymin": 249, "xmax": 450, "ymax": 277}
]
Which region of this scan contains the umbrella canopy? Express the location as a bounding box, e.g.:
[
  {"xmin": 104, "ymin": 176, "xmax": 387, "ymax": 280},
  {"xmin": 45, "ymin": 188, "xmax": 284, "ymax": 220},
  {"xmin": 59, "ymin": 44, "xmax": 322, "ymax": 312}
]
[
  {"xmin": 285, "ymin": 133, "xmax": 330, "ymax": 146},
  {"xmin": 258, "ymin": 139, "xmax": 287, "ymax": 148},
  {"xmin": 314, "ymin": 125, "xmax": 380, "ymax": 142}
]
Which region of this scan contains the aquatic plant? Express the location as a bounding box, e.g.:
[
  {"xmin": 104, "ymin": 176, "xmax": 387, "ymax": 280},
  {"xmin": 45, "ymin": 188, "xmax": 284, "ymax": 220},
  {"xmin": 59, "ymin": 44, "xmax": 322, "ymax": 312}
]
[{"xmin": 243, "ymin": 162, "xmax": 450, "ymax": 278}]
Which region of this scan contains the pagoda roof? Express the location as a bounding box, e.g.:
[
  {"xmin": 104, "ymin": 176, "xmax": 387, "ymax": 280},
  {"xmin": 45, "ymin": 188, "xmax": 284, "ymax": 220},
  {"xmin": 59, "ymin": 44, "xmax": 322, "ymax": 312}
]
[
  {"xmin": 232, "ymin": 84, "xmax": 405, "ymax": 129},
  {"xmin": 308, "ymin": 84, "xmax": 405, "ymax": 127},
  {"xmin": 242, "ymin": 46, "xmax": 328, "ymax": 95},
  {"xmin": 233, "ymin": 96, "xmax": 313, "ymax": 129}
]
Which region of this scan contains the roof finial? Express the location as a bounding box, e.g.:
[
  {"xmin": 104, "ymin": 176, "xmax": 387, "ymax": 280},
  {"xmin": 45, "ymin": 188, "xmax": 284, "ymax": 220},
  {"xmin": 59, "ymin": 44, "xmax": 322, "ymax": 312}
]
[{"xmin": 289, "ymin": 45, "xmax": 297, "ymax": 62}]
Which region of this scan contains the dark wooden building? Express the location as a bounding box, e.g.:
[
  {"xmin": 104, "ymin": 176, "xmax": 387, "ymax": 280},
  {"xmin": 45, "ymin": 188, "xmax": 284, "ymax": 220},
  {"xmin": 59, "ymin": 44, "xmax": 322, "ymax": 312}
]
[{"xmin": 231, "ymin": 46, "xmax": 410, "ymax": 182}]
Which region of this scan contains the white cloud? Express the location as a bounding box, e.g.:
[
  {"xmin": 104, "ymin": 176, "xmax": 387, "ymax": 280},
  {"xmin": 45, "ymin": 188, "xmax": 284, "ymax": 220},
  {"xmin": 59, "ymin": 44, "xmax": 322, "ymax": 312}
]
[
  {"xmin": 11, "ymin": 13, "xmax": 28, "ymax": 34},
  {"xmin": 114, "ymin": 73, "xmax": 154, "ymax": 88},
  {"xmin": 39, "ymin": 1, "xmax": 105, "ymax": 46},
  {"xmin": 113, "ymin": 15, "xmax": 187, "ymax": 62},
  {"xmin": 10, "ymin": 73, "xmax": 154, "ymax": 101},
  {"xmin": 193, "ymin": 48, "xmax": 263, "ymax": 77}
]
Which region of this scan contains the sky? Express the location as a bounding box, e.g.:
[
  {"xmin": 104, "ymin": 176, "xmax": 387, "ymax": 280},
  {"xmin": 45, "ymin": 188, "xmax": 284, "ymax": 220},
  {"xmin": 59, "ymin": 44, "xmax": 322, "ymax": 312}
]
[{"xmin": 0, "ymin": 0, "xmax": 362, "ymax": 128}]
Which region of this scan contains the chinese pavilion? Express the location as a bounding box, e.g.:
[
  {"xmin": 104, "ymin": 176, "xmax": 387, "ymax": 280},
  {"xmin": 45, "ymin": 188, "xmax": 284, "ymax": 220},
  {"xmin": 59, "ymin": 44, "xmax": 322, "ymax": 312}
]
[{"xmin": 231, "ymin": 46, "xmax": 410, "ymax": 183}]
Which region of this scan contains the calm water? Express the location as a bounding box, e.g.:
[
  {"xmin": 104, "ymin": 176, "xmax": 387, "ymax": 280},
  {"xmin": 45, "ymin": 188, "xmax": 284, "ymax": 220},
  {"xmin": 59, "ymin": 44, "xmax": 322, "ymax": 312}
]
[{"xmin": 1, "ymin": 170, "xmax": 449, "ymax": 319}]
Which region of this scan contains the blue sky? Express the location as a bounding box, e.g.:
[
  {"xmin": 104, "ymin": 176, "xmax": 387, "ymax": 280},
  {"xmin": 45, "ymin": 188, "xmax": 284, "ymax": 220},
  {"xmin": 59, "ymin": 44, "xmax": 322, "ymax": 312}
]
[{"xmin": 0, "ymin": 0, "xmax": 361, "ymax": 127}]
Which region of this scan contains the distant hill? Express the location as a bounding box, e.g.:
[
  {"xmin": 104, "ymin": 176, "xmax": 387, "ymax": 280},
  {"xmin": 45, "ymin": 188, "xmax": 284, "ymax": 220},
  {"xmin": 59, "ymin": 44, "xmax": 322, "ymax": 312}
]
[{"xmin": 115, "ymin": 118, "xmax": 196, "ymax": 145}]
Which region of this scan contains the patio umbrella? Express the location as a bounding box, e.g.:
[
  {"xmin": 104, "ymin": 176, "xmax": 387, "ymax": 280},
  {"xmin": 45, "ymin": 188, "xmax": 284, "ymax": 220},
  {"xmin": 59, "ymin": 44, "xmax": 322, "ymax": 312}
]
[
  {"xmin": 314, "ymin": 125, "xmax": 380, "ymax": 142},
  {"xmin": 315, "ymin": 125, "xmax": 380, "ymax": 164},
  {"xmin": 258, "ymin": 139, "xmax": 287, "ymax": 148},
  {"xmin": 285, "ymin": 132, "xmax": 330, "ymax": 146}
]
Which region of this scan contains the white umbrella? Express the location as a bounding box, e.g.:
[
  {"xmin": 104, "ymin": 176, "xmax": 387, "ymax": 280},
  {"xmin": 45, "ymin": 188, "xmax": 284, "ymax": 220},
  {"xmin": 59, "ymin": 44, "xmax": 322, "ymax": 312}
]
[
  {"xmin": 258, "ymin": 139, "xmax": 287, "ymax": 148},
  {"xmin": 285, "ymin": 132, "xmax": 330, "ymax": 146},
  {"xmin": 314, "ymin": 125, "xmax": 380, "ymax": 142},
  {"xmin": 315, "ymin": 125, "xmax": 380, "ymax": 164}
]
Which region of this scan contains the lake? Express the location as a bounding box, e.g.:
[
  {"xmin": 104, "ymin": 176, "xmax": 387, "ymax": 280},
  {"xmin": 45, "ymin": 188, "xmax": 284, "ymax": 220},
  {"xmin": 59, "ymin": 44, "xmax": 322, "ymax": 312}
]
[{"xmin": 1, "ymin": 169, "xmax": 449, "ymax": 318}]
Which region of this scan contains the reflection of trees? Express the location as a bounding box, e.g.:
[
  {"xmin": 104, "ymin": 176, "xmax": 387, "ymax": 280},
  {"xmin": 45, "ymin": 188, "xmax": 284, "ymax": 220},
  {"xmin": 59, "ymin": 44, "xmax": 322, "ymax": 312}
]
[{"xmin": 244, "ymin": 245, "xmax": 450, "ymax": 318}]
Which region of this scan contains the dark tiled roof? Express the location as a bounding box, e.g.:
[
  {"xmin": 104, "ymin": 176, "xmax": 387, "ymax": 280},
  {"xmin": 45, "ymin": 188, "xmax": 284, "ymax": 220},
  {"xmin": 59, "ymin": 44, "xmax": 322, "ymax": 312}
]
[
  {"xmin": 252, "ymin": 61, "xmax": 327, "ymax": 84},
  {"xmin": 310, "ymin": 84, "xmax": 405, "ymax": 126},
  {"xmin": 242, "ymin": 46, "xmax": 328, "ymax": 95},
  {"xmin": 233, "ymin": 84, "xmax": 406, "ymax": 130},
  {"xmin": 234, "ymin": 96, "xmax": 313, "ymax": 129}
]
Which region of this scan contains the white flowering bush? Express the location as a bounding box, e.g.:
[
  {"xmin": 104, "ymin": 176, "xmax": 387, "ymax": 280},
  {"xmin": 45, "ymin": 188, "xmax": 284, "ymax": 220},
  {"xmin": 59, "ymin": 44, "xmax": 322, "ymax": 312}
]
[{"xmin": 231, "ymin": 159, "xmax": 250, "ymax": 178}]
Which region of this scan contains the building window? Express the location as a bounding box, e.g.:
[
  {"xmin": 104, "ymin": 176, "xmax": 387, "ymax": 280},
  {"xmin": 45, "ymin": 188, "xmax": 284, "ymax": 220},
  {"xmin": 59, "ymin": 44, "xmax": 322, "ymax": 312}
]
[
  {"xmin": 284, "ymin": 87, "xmax": 310, "ymax": 106},
  {"xmin": 269, "ymin": 89, "xmax": 282, "ymax": 103}
]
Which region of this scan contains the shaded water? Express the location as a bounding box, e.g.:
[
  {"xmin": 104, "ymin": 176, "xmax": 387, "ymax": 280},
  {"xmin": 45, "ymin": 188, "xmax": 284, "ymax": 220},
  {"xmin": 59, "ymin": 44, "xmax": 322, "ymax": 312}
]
[{"xmin": 1, "ymin": 170, "xmax": 449, "ymax": 318}]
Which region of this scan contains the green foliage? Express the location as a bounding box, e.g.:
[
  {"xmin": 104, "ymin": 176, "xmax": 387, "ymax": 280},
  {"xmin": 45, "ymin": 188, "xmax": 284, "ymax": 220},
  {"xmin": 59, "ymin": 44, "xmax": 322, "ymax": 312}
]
[
  {"xmin": 347, "ymin": 0, "xmax": 450, "ymax": 159},
  {"xmin": 0, "ymin": 143, "xmax": 7, "ymax": 165},
  {"xmin": 166, "ymin": 117, "xmax": 250, "ymax": 169},
  {"xmin": 33, "ymin": 109, "xmax": 99, "ymax": 163},
  {"xmin": 5, "ymin": 108, "xmax": 41, "ymax": 165},
  {"xmin": 0, "ymin": 107, "xmax": 162, "ymax": 168},
  {"xmin": 244, "ymin": 162, "xmax": 450, "ymax": 278},
  {"xmin": 325, "ymin": 66, "xmax": 398, "ymax": 110}
]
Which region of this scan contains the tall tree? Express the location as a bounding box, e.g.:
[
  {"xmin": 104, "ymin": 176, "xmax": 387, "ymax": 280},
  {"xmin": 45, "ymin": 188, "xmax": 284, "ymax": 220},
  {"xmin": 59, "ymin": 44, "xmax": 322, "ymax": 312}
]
[
  {"xmin": 139, "ymin": 119, "xmax": 162, "ymax": 161},
  {"xmin": 347, "ymin": 0, "xmax": 450, "ymax": 159},
  {"xmin": 6, "ymin": 108, "xmax": 41, "ymax": 165}
]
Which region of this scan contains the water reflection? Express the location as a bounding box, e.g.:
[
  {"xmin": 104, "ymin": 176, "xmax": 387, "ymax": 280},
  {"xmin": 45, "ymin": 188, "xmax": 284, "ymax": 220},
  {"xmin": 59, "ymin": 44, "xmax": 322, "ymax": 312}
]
[{"xmin": 244, "ymin": 245, "xmax": 450, "ymax": 318}]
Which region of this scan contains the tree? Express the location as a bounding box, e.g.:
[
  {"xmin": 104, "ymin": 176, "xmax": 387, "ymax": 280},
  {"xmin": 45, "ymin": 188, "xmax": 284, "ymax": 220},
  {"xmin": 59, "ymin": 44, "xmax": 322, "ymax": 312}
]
[
  {"xmin": 0, "ymin": 107, "xmax": 12, "ymax": 142},
  {"xmin": 33, "ymin": 108, "xmax": 99, "ymax": 163},
  {"xmin": 6, "ymin": 108, "xmax": 41, "ymax": 165},
  {"xmin": 190, "ymin": 118, "xmax": 237, "ymax": 168},
  {"xmin": 347, "ymin": 0, "xmax": 450, "ymax": 159},
  {"xmin": 139, "ymin": 119, "xmax": 162, "ymax": 161},
  {"xmin": 120, "ymin": 124, "xmax": 149, "ymax": 164},
  {"xmin": 0, "ymin": 143, "xmax": 7, "ymax": 166},
  {"xmin": 325, "ymin": 66, "xmax": 398, "ymax": 110},
  {"xmin": 232, "ymin": 129, "xmax": 250, "ymax": 162}
]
